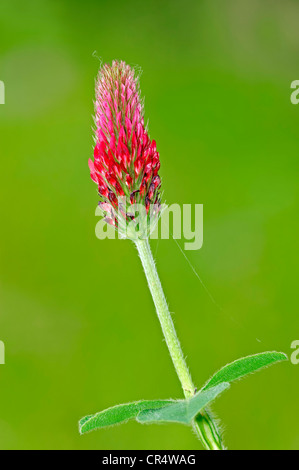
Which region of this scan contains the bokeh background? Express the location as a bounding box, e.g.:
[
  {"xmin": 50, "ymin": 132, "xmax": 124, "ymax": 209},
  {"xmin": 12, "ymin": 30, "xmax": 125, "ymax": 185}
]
[{"xmin": 0, "ymin": 0, "xmax": 298, "ymax": 450}]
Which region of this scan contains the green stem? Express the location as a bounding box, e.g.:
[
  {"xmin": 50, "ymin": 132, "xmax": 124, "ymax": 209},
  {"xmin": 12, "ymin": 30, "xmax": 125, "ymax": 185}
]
[{"xmin": 135, "ymin": 238, "xmax": 223, "ymax": 451}]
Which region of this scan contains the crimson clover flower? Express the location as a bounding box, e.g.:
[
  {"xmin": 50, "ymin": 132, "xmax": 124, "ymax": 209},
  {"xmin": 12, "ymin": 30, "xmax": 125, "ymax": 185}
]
[
  {"xmin": 82, "ymin": 60, "xmax": 287, "ymax": 451},
  {"xmin": 89, "ymin": 60, "xmax": 161, "ymax": 236}
]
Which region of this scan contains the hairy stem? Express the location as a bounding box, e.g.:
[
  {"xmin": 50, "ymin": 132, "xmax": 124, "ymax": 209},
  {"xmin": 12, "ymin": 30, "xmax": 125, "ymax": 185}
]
[{"xmin": 135, "ymin": 238, "xmax": 223, "ymax": 451}]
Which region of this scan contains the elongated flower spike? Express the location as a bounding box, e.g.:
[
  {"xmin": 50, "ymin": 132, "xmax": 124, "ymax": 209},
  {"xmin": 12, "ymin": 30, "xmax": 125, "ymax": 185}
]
[
  {"xmin": 83, "ymin": 60, "xmax": 288, "ymax": 452},
  {"xmin": 89, "ymin": 60, "xmax": 161, "ymax": 238}
]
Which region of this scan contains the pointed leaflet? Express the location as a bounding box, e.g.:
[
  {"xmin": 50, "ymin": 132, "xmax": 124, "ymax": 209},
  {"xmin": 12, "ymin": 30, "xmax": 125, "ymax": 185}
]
[
  {"xmin": 202, "ymin": 351, "xmax": 288, "ymax": 391},
  {"xmin": 79, "ymin": 399, "xmax": 173, "ymax": 434}
]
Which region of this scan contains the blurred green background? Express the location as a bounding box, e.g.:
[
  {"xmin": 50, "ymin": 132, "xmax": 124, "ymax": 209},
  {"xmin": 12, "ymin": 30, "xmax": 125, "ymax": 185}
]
[{"xmin": 0, "ymin": 0, "xmax": 298, "ymax": 450}]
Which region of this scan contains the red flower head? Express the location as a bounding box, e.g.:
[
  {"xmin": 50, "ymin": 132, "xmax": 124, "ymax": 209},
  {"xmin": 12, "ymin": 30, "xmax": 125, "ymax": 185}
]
[{"xmin": 89, "ymin": 60, "xmax": 161, "ymax": 237}]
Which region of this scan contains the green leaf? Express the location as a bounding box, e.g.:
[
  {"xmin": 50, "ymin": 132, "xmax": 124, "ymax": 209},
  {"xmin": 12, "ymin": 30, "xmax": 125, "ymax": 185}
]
[
  {"xmin": 79, "ymin": 399, "xmax": 173, "ymax": 434},
  {"xmin": 202, "ymin": 351, "xmax": 288, "ymax": 391},
  {"xmin": 79, "ymin": 384, "xmax": 229, "ymax": 434},
  {"xmin": 79, "ymin": 352, "xmax": 288, "ymax": 435},
  {"xmin": 137, "ymin": 383, "xmax": 229, "ymax": 424}
]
